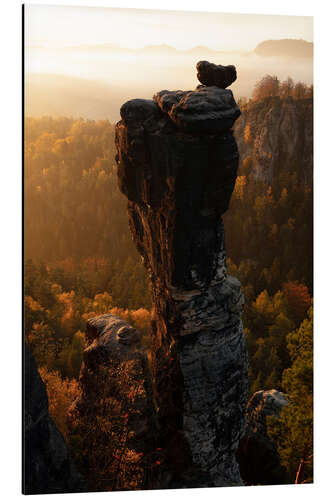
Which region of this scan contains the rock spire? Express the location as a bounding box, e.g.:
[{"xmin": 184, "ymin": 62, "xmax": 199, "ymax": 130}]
[{"xmin": 115, "ymin": 62, "xmax": 248, "ymax": 487}]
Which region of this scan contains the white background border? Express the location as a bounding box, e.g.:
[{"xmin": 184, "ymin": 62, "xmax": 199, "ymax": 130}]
[{"xmin": 0, "ymin": 1, "xmax": 331, "ymax": 499}]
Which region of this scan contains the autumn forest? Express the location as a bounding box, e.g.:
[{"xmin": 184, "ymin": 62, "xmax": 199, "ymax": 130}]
[{"xmin": 24, "ymin": 76, "xmax": 313, "ymax": 486}]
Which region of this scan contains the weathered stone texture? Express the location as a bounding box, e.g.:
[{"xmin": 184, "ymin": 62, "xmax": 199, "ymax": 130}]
[
  {"xmin": 153, "ymin": 86, "xmax": 240, "ymax": 132},
  {"xmin": 233, "ymin": 97, "xmax": 313, "ymax": 184},
  {"xmin": 115, "ymin": 79, "xmax": 248, "ymax": 487},
  {"xmin": 67, "ymin": 315, "xmax": 156, "ymax": 491},
  {"xmin": 237, "ymin": 389, "xmax": 289, "ymax": 485}
]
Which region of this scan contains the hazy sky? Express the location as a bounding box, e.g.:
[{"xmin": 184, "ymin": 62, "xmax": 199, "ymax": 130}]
[{"xmin": 25, "ymin": 4, "xmax": 313, "ymax": 51}]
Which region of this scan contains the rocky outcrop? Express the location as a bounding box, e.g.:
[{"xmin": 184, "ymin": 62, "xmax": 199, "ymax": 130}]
[
  {"xmin": 196, "ymin": 61, "xmax": 237, "ymax": 88},
  {"xmin": 234, "ymin": 97, "xmax": 313, "ymax": 184},
  {"xmin": 237, "ymin": 389, "xmax": 289, "ymax": 485},
  {"xmin": 23, "ymin": 343, "xmax": 85, "ymax": 494},
  {"xmin": 115, "ymin": 64, "xmax": 248, "ymax": 488},
  {"xmin": 67, "ymin": 315, "xmax": 155, "ymax": 491},
  {"xmin": 153, "ymin": 86, "xmax": 240, "ymax": 132}
]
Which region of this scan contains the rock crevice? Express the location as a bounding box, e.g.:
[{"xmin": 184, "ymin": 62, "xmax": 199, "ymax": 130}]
[{"xmin": 115, "ymin": 64, "xmax": 248, "ymax": 487}]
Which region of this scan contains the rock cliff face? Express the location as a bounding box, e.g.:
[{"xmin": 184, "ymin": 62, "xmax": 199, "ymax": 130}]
[
  {"xmin": 234, "ymin": 97, "xmax": 313, "ymax": 184},
  {"xmin": 23, "ymin": 343, "xmax": 85, "ymax": 494},
  {"xmin": 115, "ymin": 74, "xmax": 248, "ymax": 487},
  {"xmin": 237, "ymin": 389, "xmax": 289, "ymax": 485},
  {"xmin": 67, "ymin": 315, "xmax": 155, "ymax": 491}
]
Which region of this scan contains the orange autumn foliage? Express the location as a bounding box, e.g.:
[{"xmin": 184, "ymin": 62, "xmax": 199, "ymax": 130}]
[
  {"xmin": 39, "ymin": 367, "xmax": 80, "ymax": 441},
  {"xmin": 282, "ymin": 281, "xmax": 312, "ymax": 326}
]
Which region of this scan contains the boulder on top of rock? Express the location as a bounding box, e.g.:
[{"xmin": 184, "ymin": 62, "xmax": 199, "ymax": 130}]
[
  {"xmin": 196, "ymin": 61, "xmax": 237, "ymax": 89},
  {"xmin": 153, "ymin": 86, "xmax": 241, "ymax": 133}
]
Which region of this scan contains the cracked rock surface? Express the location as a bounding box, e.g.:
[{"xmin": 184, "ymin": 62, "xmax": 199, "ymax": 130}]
[
  {"xmin": 115, "ymin": 70, "xmax": 248, "ymax": 488},
  {"xmin": 153, "ymin": 86, "xmax": 240, "ymax": 132}
]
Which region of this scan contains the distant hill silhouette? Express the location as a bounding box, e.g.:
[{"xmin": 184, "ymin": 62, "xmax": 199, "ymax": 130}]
[
  {"xmin": 33, "ymin": 40, "xmax": 313, "ymax": 59},
  {"xmin": 55, "ymin": 44, "xmax": 232, "ymax": 56},
  {"xmin": 254, "ymin": 39, "xmax": 313, "ymax": 58},
  {"xmin": 141, "ymin": 44, "xmax": 178, "ymax": 54}
]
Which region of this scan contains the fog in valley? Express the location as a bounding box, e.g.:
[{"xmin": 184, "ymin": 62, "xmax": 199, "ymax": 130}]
[
  {"xmin": 25, "ymin": 45, "xmax": 313, "ymax": 121},
  {"xmin": 25, "ymin": 5, "xmax": 312, "ymax": 121}
]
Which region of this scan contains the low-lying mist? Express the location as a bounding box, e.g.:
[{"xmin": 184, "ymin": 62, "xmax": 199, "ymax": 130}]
[{"xmin": 25, "ymin": 46, "xmax": 313, "ymax": 121}]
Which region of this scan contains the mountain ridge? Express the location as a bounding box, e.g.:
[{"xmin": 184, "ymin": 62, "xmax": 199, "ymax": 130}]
[
  {"xmin": 254, "ymin": 39, "xmax": 313, "ymax": 58},
  {"xmin": 28, "ymin": 38, "xmax": 313, "ymax": 57}
]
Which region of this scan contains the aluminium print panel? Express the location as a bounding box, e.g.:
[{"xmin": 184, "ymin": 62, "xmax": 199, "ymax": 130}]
[{"xmin": 23, "ymin": 4, "xmax": 313, "ymax": 494}]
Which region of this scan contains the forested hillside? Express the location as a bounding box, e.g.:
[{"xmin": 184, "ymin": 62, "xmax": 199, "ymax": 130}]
[
  {"xmin": 25, "ymin": 117, "xmax": 132, "ymax": 262},
  {"xmin": 24, "ymin": 77, "xmax": 313, "ymax": 483},
  {"xmin": 24, "ymin": 117, "xmax": 151, "ymax": 380},
  {"xmin": 24, "ymin": 93, "xmax": 313, "ymax": 388},
  {"xmin": 225, "ymin": 81, "xmax": 313, "ymax": 395}
]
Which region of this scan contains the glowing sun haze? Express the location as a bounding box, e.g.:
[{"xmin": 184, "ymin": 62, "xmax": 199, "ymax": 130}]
[
  {"xmin": 24, "ymin": 5, "xmax": 313, "ymax": 120},
  {"xmin": 25, "ymin": 5, "xmax": 313, "ymax": 51}
]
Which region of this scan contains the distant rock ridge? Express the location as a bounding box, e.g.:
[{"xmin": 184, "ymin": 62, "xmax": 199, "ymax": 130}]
[
  {"xmin": 254, "ymin": 39, "xmax": 313, "ymax": 58},
  {"xmin": 234, "ymin": 97, "xmax": 313, "ymax": 184},
  {"xmin": 115, "ymin": 62, "xmax": 248, "ymax": 488}
]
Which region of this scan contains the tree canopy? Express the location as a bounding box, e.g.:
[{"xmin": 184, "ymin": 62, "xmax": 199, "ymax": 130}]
[{"xmin": 267, "ymin": 307, "xmax": 313, "ymax": 483}]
